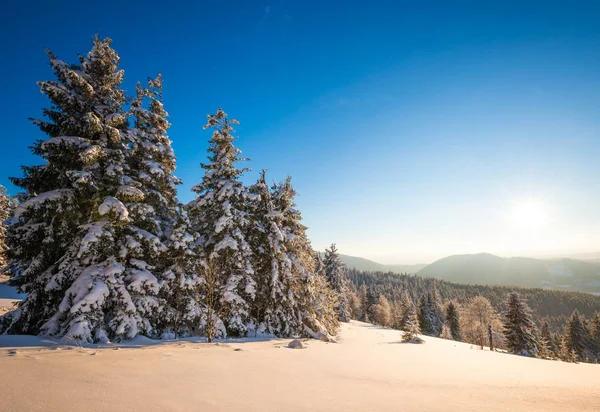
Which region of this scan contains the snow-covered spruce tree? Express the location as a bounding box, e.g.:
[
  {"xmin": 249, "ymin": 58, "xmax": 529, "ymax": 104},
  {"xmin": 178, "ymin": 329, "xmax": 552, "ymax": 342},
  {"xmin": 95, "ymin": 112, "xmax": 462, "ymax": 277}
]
[
  {"xmin": 302, "ymin": 262, "xmax": 339, "ymax": 339},
  {"xmin": 187, "ymin": 109, "xmax": 256, "ymax": 337},
  {"xmin": 402, "ymin": 303, "xmax": 422, "ymax": 343},
  {"xmin": 324, "ymin": 244, "xmax": 350, "ymax": 322},
  {"xmin": 0, "ymin": 185, "xmax": 11, "ymax": 270},
  {"xmin": 1, "ymin": 37, "xmax": 171, "ymax": 342},
  {"xmin": 397, "ymin": 290, "xmax": 413, "ymax": 329},
  {"xmin": 540, "ymin": 321, "xmax": 558, "ymax": 358},
  {"xmin": 590, "ymin": 313, "xmax": 600, "ymax": 359},
  {"xmin": 302, "ymin": 251, "xmax": 339, "ymax": 337},
  {"xmin": 314, "ymin": 252, "xmax": 325, "ymax": 278},
  {"xmin": 417, "ymin": 285, "xmax": 443, "ymax": 337},
  {"xmin": 502, "ymin": 292, "xmax": 538, "ymax": 357},
  {"xmin": 247, "ymin": 171, "xmax": 301, "ymax": 336},
  {"xmin": 562, "ymin": 310, "xmax": 590, "ymax": 361},
  {"xmin": 417, "ymin": 294, "xmax": 431, "ymax": 334},
  {"xmin": 128, "ymin": 74, "xmax": 180, "ymax": 234},
  {"xmin": 156, "ymin": 206, "xmax": 201, "ymax": 338},
  {"xmin": 536, "ymin": 330, "xmax": 552, "ymax": 360},
  {"xmin": 358, "ymin": 282, "xmax": 368, "ymax": 321},
  {"xmin": 128, "ymin": 76, "xmax": 201, "ymax": 338},
  {"xmin": 269, "ymin": 176, "xmax": 338, "ymax": 338},
  {"xmin": 428, "ymin": 283, "xmax": 444, "ymax": 336},
  {"xmin": 445, "ymin": 301, "xmax": 461, "ymax": 341}
]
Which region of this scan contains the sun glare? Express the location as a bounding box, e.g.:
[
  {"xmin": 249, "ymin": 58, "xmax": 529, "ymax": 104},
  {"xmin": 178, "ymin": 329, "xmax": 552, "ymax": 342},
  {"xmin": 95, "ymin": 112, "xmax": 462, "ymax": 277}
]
[{"xmin": 509, "ymin": 198, "xmax": 549, "ymax": 229}]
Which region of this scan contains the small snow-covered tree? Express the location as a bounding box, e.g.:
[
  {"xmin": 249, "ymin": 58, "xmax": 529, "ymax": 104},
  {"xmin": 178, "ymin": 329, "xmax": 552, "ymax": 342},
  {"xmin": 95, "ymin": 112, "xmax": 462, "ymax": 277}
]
[
  {"xmin": 2, "ymin": 37, "xmax": 174, "ymax": 342},
  {"xmin": 187, "ymin": 109, "xmax": 255, "ymax": 337},
  {"xmin": 324, "ymin": 244, "xmax": 350, "ymax": 322},
  {"xmin": 536, "ymin": 332, "xmax": 552, "ymax": 360},
  {"xmin": 502, "ymin": 292, "xmax": 538, "ymax": 357},
  {"xmin": 445, "ymin": 301, "xmax": 461, "ymax": 341},
  {"xmin": 440, "ymin": 324, "xmax": 453, "ymax": 340},
  {"xmin": 540, "ymin": 321, "xmax": 557, "ymax": 359},
  {"xmin": 402, "ymin": 303, "xmax": 422, "ymax": 343}
]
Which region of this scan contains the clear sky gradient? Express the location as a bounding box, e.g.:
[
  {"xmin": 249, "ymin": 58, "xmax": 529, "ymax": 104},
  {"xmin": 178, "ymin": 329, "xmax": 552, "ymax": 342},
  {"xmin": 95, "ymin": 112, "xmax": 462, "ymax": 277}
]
[{"xmin": 1, "ymin": 1, "xmax": 599, "ymax": 263}]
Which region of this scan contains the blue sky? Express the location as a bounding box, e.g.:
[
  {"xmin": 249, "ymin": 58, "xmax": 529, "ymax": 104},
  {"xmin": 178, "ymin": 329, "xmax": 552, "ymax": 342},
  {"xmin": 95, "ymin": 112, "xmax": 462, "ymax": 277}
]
[{"xmin": 1, "ymin": 1, "xmax": 599, "ymax": 263}]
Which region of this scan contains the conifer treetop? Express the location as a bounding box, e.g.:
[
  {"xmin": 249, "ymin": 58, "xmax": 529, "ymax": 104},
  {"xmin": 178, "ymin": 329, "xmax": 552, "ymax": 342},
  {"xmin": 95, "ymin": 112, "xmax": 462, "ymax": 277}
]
[{"xmin": 193, "ymin": 108, "xmax": 249, "ymax": 194}]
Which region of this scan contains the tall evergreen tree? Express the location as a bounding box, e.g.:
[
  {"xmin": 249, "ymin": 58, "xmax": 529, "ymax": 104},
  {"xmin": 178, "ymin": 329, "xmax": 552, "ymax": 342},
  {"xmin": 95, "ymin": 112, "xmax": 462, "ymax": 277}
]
[
  {"xmin": 128, "ymin": 75, "xmax": 200, "ymax": 338},
  {"xmin": 324, "ymin": 244, "xmax": 350, "ymax": 322},
  {"xmin": 157, "ymin": 208, "xmax": 201, "ymax": 338},
  {"xmin": 1, "ymin": 37, "xmax": 176, "ymax": 342},
  {"xmin": 502, "ymin": 292, "xmax": 538, "ymax": 356},
  {"xmin": 563, "ymin": 310, "xmax": 590, "ymax": 361},
  {"xmin": 0, "ymin": 185, "xmax": 11, "ymax": 270},
  {"xmin": 445, "ymin": 301, "xmax": 461, "ymax": 341},
  {"xmin": 187, "ymin": 109, "xmax": 255, "ymax": 337},
  {"xmin": 247, "ymin": 171, "xmax": 301, "ymax": 336},
  {"xmin": 276, "ymin": 178, "xmax": 339, "ymax": 338},
  {"xmin": 128, "ymin": 74, "xmax": 180, "ymax": 233}
]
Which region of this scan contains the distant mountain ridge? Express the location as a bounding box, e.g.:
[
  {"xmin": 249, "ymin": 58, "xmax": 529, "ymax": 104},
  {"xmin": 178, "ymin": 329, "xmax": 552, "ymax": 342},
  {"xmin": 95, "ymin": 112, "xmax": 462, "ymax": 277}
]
[
  {"xmin": 335, "ymin": 252, "xmax": 600, "ymax": 294},
  {"xmin": 417, "ymin": 253, "xmax": 600, "ymax": 294},
  {"xmin": 324, "ymin": 253, "xmax": 427, "ymax": 274}
]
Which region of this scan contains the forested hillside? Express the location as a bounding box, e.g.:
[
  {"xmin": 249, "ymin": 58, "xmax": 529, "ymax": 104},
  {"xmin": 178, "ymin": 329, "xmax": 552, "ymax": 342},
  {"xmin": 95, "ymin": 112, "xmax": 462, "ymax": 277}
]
[{"xmin": 348, "ymin": 268, "xmax": 600, "ymax": 330}]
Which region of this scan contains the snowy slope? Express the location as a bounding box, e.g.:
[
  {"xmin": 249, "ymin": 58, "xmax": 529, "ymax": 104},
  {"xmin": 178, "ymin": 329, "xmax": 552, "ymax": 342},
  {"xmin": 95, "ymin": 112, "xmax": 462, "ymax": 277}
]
[{"xmin": 1, "ymin": 321, "xmax": 598, "ymax": 412}]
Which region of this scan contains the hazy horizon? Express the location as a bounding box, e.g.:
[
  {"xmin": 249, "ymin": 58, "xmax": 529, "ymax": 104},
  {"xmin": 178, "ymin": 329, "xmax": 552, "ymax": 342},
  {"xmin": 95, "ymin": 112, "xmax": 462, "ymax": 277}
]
[
  {"xmin": 325, "ymin": 249, "xmax": 600, "ymax": 266},
  {"xmin": 2, "ymin": 2, "xmax": 599, "ymax": 264}
]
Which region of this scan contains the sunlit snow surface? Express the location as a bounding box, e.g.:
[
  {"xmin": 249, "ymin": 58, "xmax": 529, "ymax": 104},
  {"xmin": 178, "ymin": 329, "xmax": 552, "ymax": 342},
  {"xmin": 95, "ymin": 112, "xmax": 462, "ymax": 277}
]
[{"xmin": 1, "ymin": 321, "xmax": 599, "ymax": 412}]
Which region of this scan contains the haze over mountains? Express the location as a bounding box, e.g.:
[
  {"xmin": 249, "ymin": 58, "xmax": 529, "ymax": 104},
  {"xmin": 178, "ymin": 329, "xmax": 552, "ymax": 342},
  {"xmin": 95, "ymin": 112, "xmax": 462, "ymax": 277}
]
[
  {"xmin": 331, "ymin": 254, "xmax": 428, "ymax": 274},
  {"xmin": 336, "ymin": 252, "xmax": 600, "ymax": 294}
]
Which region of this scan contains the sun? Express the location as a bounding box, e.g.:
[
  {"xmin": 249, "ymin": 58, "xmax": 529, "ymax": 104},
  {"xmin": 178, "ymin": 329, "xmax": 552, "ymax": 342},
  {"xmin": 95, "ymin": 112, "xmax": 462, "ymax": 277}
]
[{"xmin": 509, "ymin": 198, "xmax": 549, "ymax": 229}]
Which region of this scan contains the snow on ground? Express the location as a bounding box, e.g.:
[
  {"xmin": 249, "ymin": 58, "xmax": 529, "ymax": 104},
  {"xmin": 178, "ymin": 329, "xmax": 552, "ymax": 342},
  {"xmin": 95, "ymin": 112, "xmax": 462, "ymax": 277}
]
[{"xmin": 0, "ymin": 321, "xmax": 598, "ymax": 412}]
